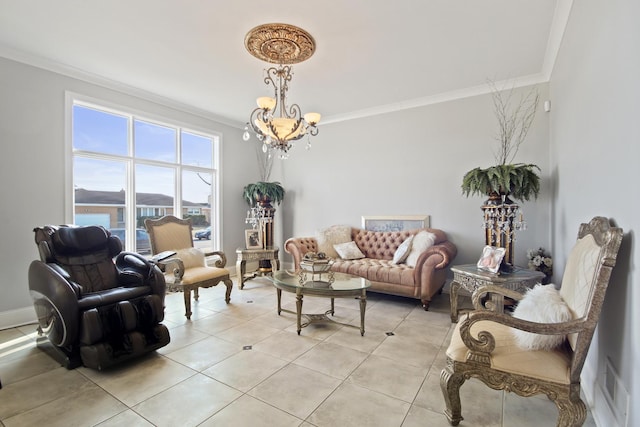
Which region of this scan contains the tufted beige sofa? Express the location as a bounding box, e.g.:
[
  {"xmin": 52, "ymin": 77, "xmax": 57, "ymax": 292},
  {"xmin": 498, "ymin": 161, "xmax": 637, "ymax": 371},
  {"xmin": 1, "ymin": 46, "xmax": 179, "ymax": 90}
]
[{"xmin": 284, "ymin": 227, "xmax": 457, "ymax": 310}]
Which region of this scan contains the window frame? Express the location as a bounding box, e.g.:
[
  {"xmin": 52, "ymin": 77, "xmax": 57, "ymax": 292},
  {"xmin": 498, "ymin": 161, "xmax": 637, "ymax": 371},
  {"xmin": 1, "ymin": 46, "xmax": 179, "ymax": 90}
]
[{"xmin": 65, "ymin": 92, "xmax": 223, "ymax": 252}]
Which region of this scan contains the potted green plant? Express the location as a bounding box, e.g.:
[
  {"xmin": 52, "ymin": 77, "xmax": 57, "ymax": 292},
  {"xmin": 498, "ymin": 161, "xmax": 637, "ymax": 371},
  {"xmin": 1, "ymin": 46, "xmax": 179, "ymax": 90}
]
[
  {"xmin": 242, "ymin": 181, "xmax": 285, "ymax": 207},
  {"xmin": 461, "ymin": 82, "xmax": 541, "ymax": 203},
  {"xmin": 242, "ymin": 142, "xmax": 286, "ymax": 207},
  {"xmin": 461, "ymin": 163, "xmax": 540, "ymax": 203}
]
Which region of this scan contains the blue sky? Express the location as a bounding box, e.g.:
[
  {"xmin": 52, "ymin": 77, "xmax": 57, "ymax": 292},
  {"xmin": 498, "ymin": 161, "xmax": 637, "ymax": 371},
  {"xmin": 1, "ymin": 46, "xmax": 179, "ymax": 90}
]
[{"xmin": 73, "ymin": 104, "xmax": 215, "ymax": 204}]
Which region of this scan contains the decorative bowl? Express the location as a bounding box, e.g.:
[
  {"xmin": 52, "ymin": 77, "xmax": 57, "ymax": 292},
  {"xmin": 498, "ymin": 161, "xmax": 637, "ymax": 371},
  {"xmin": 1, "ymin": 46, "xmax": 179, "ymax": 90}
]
[{"xmin": 300, "ymin": 258, "xmax": 333, "ymax": 273}]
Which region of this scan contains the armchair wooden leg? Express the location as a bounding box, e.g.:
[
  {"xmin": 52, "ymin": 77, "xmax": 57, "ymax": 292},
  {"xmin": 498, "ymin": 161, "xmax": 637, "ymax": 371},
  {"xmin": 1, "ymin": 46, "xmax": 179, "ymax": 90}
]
[
  {"xmin": 440, "ymin": 365, "xmax": 465, "ymax": 426},
  {"xmin": 554, "ymin": 387, "xmax": 587, "ymax": 427},
  {"xmin": 183, "ymin": 288, "xmax": 192, "ymax": 320},
  {"xmin": 223, "ymin": 278, "xmax": 232, "ymax": 304}
]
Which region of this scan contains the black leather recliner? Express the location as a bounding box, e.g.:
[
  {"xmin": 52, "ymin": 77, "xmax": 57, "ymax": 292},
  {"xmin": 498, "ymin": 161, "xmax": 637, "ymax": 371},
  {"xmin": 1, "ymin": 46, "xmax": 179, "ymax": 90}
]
[{"xmin": 28, "ymin": 225, "xmax": 171, "ymax": 370}]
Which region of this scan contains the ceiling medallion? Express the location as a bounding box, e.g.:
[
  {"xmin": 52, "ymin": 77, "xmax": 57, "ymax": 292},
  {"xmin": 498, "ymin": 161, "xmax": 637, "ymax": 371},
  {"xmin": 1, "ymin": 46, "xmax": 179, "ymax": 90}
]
[{"xmin": 244, "ymin": 23, "xmax": 316, "ymax": 65}]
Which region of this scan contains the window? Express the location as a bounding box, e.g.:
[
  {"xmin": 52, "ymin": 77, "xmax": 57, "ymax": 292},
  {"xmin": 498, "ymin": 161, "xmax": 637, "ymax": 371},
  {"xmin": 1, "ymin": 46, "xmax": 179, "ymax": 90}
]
[{"xmin": 70, "ymin": 98, "xmax": 221, "ymax": 254}]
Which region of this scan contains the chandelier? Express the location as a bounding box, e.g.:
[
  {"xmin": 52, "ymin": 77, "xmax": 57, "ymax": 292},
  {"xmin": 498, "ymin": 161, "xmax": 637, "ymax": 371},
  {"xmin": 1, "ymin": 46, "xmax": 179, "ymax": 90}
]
[{"xmin": 242, "ymin": 23, "xmax": 321, "ymax": 159}]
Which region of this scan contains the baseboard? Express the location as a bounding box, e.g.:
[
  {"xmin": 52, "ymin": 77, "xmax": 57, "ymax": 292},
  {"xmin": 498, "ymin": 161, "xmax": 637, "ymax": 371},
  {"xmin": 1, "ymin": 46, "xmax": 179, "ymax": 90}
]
[
  {"xmin": 0, "ymin": 306, "xmax": 37, "ymax": 330},
  {"xmin": 582, "ymin": 360, "xmax": 625, "ymax": 427}
]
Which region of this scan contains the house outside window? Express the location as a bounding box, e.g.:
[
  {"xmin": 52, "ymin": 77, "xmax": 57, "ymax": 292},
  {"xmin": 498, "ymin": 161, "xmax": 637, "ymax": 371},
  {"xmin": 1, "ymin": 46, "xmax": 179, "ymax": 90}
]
[{"xmin": 68, "ymin": 96, "xmax": 221, "ymax": 254}]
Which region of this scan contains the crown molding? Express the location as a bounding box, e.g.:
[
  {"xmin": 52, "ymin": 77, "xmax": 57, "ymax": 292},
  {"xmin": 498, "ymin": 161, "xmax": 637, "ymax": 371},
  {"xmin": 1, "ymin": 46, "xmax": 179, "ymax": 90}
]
[
  {"xmin": 0, "ymin": 43, "xmax": 239, "ymax": 129},
  {"xmin": 1, "ymin": 0, "xmax": 573, "ymax": 131},
  {"xmin": 320, "ymin": 73, "xmax": 548, "ymax": 125},
  {"xmin": 541, "ymin": 0, "xmax": 574, "ymax": 80}
]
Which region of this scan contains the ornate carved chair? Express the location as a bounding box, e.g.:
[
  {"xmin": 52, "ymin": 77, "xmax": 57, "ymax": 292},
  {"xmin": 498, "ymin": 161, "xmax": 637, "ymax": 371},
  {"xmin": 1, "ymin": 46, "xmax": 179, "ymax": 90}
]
[
  {"xmin": 144, "ymin": 215, "xmax": 232, "ymax": 319},
  {"xmin": 441, "ymin": 217, "xmax": 623, "ymax": 427},
  {"xmin": 28, "ymin": 225, "xmax": 170, "ymax": 370}
]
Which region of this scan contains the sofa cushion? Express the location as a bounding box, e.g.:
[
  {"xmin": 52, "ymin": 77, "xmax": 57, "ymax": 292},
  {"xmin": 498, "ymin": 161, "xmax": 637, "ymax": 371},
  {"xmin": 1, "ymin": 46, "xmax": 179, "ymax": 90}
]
[
  {"xmin": 392, "ymin": 235, "xmax": 414, "ymax": 264},
  {"xmin": 334, "ymin": 241, "xmax": 365, "ymax": 260},
  {"xmin": 331, "ymin": 258, "xmax": 416, "ymax": 287},
  {"xmin": 405, "ymin": 231, "xmax": 436, "ymax": 267},
  {"xmin": 316, "ymin": 225, "xmax": 352, "ymax": 259},
  {"xmin": 512, "ymin": 284, "xmax": 572, "ymax": 350}
]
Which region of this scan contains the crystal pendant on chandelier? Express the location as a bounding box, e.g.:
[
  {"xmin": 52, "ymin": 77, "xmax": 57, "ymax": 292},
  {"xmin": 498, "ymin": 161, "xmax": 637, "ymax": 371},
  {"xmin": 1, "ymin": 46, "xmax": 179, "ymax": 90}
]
[
  {"xmin": 242, "ymin": 126, "xmax": 251, "ymax": 141},
  {"xmin": 243, "ymin": 23, "xmax": 321, "ymax": 159}
]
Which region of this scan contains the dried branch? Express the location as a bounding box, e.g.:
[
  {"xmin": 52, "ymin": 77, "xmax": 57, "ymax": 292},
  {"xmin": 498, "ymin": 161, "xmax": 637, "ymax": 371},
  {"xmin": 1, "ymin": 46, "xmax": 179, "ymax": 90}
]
[
  {"xmin": 256, "ymin": 144, "xmax": 274, "ymax": 182},
  {"xmin": 488, "ymin": 80, "xmax": 540, "ymax": 165}
]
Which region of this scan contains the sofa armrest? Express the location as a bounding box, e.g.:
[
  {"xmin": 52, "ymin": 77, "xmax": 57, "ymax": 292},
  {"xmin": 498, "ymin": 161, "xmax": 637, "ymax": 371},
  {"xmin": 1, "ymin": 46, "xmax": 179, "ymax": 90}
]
[
  {"xmin": 413, "ymin": 241, "xmax": 457, "ymax": 289},
  {"xmin": 284, "ymin": 237, "xmax": 318, "ymax": 270},
  {"xmin": 421, "ymin": 241, "xmax": 457, "ymax": 270}
]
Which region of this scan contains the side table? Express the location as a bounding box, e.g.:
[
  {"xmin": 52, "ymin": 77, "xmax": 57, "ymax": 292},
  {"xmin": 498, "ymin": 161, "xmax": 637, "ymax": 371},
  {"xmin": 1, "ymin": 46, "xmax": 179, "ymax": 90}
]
[
  {"xmin": 449, "ymin": 264, "xmax": 545, "ymax": 322},
  {"xmin": 236, "ymin": 247, "xmax": 280, "ymax": 289}
]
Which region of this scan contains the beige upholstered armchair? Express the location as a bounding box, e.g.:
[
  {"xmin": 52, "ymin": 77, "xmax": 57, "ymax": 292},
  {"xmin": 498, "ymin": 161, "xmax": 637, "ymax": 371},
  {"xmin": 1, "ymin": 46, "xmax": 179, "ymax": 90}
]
[
  {"xmin": 145, "ymin": 216, "xmax": 232, "ymax": 320},
  {"xmin": 441, "ymin": 217, "xmax": 623, "ymax": 427}
]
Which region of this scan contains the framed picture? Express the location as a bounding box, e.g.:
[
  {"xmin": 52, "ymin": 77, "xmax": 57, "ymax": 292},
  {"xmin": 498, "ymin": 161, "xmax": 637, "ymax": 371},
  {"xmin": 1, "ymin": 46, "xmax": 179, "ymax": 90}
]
[
  {"xmin": 361, "ymin": 215, "xmax": 430, "ymax": 232},
  {"xmin": 477, "ymin": 245, "xmax": 506, "ymax": 274},
  {"xmin": 245, "ymin": 229, "xmax": 262, "ymax": 249}
]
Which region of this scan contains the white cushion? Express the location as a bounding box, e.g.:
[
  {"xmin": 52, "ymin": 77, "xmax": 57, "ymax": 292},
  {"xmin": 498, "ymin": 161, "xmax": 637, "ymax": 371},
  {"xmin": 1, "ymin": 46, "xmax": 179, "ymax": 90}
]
[
  {"xmin": 333, "ymin": 241, "xmax": 365, "ymax": 260},
  {"xmin": 511, "ymin": 284, "xmax": 573, "ymax": 350},
  {"xmin": 316, "ymin": 225, "xmax": 352, "ymax": 259},
  {"xmin": 173, "ymin": 247, "xmax": 206, "ymax": 269},
  {"xmin": 392, "ymin": 235, "xmax": 414, "ymax": 264},
  {"xmin": 405, "ymin": 231, "xmax": 436, "ymax": 267}
]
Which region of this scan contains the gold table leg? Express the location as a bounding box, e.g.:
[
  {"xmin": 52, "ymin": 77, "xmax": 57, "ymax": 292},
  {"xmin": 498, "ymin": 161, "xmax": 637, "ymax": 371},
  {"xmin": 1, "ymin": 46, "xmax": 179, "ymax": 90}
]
[
  {"xmin": 450, "ymin": 280, "xmax": 461, "ymax": 323},
  {"xmin": 276, "ymin": 288, "xmax": 282, "ymax": 315},
  {"xmin": 236, "ymin": 259, "xmax": 246, "ymax": 289},
  {"xmin": 359, "ymin": 292, "xmax": 367, "ymax": 336},
  {"xmin": 296, "ymin": 290, "xmax": 303, "ymax": 335}
]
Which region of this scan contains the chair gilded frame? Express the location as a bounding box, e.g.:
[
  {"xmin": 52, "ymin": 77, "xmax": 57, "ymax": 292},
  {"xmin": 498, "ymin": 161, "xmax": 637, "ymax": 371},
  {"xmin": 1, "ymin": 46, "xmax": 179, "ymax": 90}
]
[
  {"xmin": 145, "ymin": 215, "xmax": 232, "ymax": 319},
  {"xmin": 440, "ymin": 217, "xmax": 623, "ymax": 427}
]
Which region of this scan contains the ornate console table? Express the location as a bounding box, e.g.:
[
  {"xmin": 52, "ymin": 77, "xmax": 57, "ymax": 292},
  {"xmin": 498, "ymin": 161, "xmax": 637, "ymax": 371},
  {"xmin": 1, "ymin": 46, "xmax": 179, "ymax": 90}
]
[
  {"xmin": 449, "ymin": 263, "xmax": 545, "ymax": 322},
  {"xmin": 236, "ymin": 247, "xmax": 280, "ymax": 289}
]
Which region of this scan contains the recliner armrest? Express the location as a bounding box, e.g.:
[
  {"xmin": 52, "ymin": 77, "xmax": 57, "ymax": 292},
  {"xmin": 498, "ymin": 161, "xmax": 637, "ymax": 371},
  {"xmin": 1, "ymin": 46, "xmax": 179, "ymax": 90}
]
[
  {"xmin": 28, "ymin": 260, "xmax": 81, "ymax": 347},
  {"xmin": 116, "ymin": 252, "xmax": 153, "ymax": 281},
  {"xmin": 115, "ymin": 251, "xmax": 166, "ymax": 297}
]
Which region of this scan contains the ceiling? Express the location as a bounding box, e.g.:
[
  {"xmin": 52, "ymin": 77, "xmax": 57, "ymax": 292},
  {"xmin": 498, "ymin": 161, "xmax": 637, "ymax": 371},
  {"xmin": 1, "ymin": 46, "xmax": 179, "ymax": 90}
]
[{"xmin": 0, "ymin": 1, "xmax": 570, "ymax": 128}]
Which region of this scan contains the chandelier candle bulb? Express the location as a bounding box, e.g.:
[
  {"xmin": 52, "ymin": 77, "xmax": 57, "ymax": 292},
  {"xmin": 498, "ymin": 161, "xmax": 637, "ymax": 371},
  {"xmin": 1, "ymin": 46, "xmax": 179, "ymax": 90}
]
[
  {"xmin": 257, "ymin": 97, "xmax": 276, "ymax": 111},
  {"xmin": 304, "ymin": 112, "xmax": 321, "ymax": 126}
]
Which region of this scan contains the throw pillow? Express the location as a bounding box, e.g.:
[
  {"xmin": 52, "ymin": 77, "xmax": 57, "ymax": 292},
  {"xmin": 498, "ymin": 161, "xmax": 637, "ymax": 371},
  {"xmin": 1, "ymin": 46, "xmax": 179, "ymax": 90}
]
[
  {"xmin": 511, "ymin": 284, "xmax": 572, "ymax": 351},
  {"xmin": 334, "ymin": 241, "xmax": 365, "ymax": 260},
  {"xmin": 392, "ymin": 235, "xmax": 414, "ymax": 264},
  {"xmin": 405, "ymin": 231, "xmax": 436, "ymax": 267},
  {"xmin": 173, "ymin": 247, "xmax": 206, "ymax": 269},
  {"xmin": 316, "ymin": 225, "xmax": 352, "ymax": 259}
]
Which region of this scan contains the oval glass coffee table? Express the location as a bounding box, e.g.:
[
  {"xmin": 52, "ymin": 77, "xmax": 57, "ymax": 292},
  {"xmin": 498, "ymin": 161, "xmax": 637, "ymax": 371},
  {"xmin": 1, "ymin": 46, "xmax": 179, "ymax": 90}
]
[{"xmin": 270, "ymin": 270, "xmax": 371, "ymax": 336}]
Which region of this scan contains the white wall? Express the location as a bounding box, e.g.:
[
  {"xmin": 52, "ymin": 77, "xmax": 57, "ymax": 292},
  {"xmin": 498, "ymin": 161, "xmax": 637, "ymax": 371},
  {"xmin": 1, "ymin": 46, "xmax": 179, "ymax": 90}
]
[
  {"xmin": 280, "ymin": 85, "xmax": 552, "ymax": 272},
  {"xmin": 550, "ymin": 0, "xmax": 639, "ymax": 425},
  {"xmin": 0, "ymin": 57, "xmax": 255, "ymax": 325}
]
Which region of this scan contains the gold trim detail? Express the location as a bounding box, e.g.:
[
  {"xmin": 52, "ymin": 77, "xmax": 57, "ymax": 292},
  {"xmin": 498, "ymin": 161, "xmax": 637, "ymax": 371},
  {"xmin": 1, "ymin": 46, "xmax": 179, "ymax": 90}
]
[{"xmin": 244, "ymin": 23, "xmax": 316, "ymax": 64}]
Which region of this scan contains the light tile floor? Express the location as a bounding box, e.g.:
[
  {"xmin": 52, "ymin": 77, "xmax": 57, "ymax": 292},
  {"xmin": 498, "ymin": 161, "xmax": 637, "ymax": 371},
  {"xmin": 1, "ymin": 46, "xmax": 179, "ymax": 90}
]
[{"xmin": 0, "ymin": 277, "xmax": 596, "ymax": 427}]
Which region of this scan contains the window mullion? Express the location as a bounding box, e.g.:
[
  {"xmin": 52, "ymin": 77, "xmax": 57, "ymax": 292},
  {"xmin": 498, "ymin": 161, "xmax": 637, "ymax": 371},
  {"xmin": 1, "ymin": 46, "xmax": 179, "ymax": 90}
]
[
  {"xmin": 175, "ymin": 127, "xmax": 182, "ymax": 217},
  {"xmin": 126, "ymin": 116, "xmax": 136, "ymax": 251}
]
